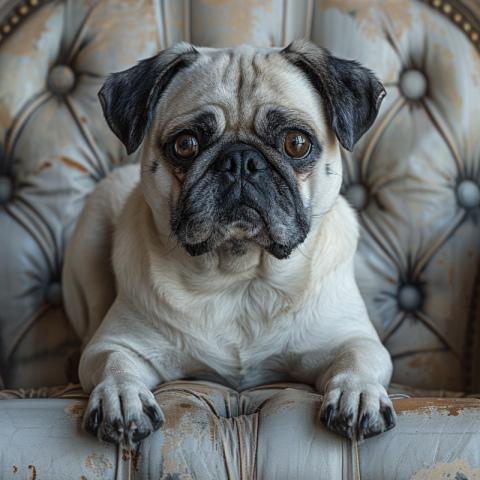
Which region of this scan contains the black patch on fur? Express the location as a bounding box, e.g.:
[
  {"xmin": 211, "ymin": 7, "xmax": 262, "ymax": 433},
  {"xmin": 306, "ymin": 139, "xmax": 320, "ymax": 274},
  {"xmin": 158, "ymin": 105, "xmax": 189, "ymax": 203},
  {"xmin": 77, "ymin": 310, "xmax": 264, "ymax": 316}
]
[
  {"xmin": 98, "ymin": 45, "xmax": 199, "ymax": 155},
  {"xmin": 282, "ymin": 41, "xmax": 386, "ymax": 152}
]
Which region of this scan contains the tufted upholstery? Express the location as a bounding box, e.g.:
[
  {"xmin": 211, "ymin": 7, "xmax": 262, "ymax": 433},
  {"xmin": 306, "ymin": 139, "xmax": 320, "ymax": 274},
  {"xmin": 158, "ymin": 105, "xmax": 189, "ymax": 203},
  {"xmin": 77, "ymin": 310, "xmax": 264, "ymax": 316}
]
[{"xmin": 0, "ymin": 0, "xmax": 480, "ymax": 397}]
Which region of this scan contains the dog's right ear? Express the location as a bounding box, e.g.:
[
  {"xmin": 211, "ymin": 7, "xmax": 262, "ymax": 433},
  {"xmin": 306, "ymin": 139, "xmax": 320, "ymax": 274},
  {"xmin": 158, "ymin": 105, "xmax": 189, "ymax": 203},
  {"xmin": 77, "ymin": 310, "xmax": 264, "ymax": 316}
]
[
  {"xmin": 98, "ymin": 43, "xmax": 199, "ymax": 155},
  {"xmin": 281, "ymin": 39, "xmax": 385, "ymax": 152}
]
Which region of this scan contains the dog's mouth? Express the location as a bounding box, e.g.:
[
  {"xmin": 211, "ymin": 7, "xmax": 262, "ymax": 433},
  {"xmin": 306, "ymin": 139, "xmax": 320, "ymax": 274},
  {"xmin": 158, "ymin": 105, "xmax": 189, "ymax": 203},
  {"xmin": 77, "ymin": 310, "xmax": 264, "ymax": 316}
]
[{"xmin": 177, "ymin": 203, "xmax": 298, "ymax": 260}]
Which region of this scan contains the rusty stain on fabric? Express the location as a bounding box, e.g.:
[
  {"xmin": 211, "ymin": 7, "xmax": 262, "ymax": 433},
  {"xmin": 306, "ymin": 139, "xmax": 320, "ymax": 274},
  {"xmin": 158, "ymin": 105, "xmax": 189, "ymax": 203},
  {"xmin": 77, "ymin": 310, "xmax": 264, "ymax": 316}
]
[
  {"xmin": 406, "ymin": 353, "xmax": 461, "ymax": 384},
  {"xmin": 0, "ymin": 101, "xmax": 13, "ymax": 136},
  {"xmin": 13, "ymin": 466, "xmax": 17, "ymax": 473},
  {"xmin": 57, "ymin": 156, "xmax": 88, "ymax": 173},
  {"xmin": 132, "ymin": 451, "xmax": 141, "ymax": 471},
  {"xmin": 122, "ymin": 449, "xmax": 130, "ymax": 461},
  {"xmin": 28, "ymin": 465, "xmax": 36, "ymax": 480},
  {"xmin": 32, "ymin": 161, "xmax": 52, "ymax": 175}
]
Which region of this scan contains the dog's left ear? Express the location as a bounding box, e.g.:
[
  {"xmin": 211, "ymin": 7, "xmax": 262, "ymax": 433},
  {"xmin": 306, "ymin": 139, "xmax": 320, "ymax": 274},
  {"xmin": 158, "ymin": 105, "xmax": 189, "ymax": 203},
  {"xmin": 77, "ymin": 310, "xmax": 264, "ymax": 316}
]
[
  {"xmin": 98, "ymin": 42, "xmax": 199, "ymax": 155},
  {"xmin": 282, "ymin": 40, "xmax": 386, "ymax": 152}
]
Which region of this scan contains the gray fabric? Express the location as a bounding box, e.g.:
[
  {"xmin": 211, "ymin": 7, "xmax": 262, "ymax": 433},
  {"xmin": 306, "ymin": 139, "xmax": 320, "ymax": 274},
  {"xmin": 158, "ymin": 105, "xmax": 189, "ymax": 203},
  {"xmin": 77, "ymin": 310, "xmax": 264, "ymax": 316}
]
[{"xmin": 1, "ymin": 382, "xmax": 480, "ymax": 479}]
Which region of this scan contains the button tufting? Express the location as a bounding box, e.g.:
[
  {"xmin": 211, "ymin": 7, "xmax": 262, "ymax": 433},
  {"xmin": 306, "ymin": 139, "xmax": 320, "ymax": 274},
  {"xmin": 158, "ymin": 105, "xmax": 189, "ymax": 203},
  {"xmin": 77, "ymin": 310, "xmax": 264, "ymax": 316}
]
[
  {"xmin": 48, "ymin": 65, "xmax": 75, "ymax": 94},
  {"xmin": 398, "ymin": 285, "xmax": 422, "ymax": 311},
  {"xmin": 345, "ymin": 184, "xmax": 368, "ymax": 210},
  {"xmin": 0, "ymin": 176, "xmax": 13, "ymax": 204},
  {"xmin": 46, "ymin": 282, "xmax": 63, "ymax": 306},
  {"xmin": 400, "ymin": 69, "xmax": 428, "ymax": 100},
  {"xmin": 457, "ymin": 179, "xmax": 480, "ymax": 209}
]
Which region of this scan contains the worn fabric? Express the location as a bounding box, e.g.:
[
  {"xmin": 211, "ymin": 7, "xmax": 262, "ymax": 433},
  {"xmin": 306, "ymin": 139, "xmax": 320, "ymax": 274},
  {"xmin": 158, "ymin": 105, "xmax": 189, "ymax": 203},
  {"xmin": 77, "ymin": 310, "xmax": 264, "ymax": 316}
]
[{"xmin": 1, "ymin": 381, "xmax": 480, "ymax": 479}]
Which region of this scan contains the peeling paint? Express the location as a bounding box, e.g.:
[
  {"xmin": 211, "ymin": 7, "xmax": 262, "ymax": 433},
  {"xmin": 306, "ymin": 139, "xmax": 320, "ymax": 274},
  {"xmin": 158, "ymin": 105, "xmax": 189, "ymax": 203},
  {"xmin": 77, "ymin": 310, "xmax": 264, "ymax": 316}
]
[
  {"xmin": 64, "ymin": 401, "xmax": 87, "ymax": 421},
  {"xmin": 394, "ymin": 398, "xmax": 480, "ymax": 417},
  {"xmin": 263, "ymin": 397, "xmax": 322, "ymax": 419},
  {"xmin": 194, "ymin": 0, "xmax": 263, "ymax": 46},
  {"xmin": 318, "ymin": 0, "xmax": 412, "ymax": 41},
  {"xmin": 85, "ymin": 453, "xmax": 113, "ymax": 476},
  {"xmin": 410, "ymin": 459, "xmax": 480, "ymax": 479}
]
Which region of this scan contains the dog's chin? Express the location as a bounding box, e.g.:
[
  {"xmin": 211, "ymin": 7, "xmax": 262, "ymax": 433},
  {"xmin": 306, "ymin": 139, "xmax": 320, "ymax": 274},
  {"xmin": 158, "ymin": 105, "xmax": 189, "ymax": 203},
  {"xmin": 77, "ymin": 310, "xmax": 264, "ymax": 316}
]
[{"xmin": 179, "ymin": 205, "xmax": 297, "ymax": 260}]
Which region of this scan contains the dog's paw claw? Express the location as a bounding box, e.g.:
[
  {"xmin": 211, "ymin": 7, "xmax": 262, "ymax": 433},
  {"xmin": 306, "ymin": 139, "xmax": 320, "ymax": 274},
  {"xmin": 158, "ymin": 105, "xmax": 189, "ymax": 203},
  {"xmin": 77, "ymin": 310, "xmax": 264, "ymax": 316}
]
[
  {"xmin": 83, "ymin": 375, "xmax": 164, "ymax": 448},
  {"xmin": 381, "ymin": 405, "xmax": 396, "ymax": 430},
  {"xmin": 319, "ymin": 375, "xmax": 396, "ymax": 442},
  {"xmin": 144, "ymin": 404, "xmax": 165, "ymax": 430},
  {"xmin": 84, "ymin": 406, "xmax": 103, "ymax": 437}
]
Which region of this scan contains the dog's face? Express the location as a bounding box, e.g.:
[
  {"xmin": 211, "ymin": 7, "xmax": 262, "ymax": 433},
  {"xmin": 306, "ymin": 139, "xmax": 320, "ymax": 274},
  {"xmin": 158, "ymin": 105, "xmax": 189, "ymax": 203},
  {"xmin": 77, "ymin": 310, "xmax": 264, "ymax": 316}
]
[{"xmin": 99, "ymin": 41, "xmax": 385, "ymax": 259}]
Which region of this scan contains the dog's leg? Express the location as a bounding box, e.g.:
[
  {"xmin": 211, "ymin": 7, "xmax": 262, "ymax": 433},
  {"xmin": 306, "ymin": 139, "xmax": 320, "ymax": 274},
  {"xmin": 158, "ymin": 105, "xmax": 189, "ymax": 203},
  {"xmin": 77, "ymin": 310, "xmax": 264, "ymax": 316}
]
[
  {"xmin": 79, "ymin": 299, "xmax": 166, "ymax": 449},
  {"xmin": 316, "ymin": 340, "xmax": 396, "ymax": 442}
]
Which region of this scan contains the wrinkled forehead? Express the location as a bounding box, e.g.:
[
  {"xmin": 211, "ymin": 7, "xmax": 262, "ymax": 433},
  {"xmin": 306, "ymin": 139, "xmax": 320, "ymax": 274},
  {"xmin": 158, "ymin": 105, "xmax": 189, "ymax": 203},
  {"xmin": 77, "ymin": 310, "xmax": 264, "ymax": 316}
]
[{"xmin": 153, "ymin": 45, "xmax": 327, "ymax": 137}]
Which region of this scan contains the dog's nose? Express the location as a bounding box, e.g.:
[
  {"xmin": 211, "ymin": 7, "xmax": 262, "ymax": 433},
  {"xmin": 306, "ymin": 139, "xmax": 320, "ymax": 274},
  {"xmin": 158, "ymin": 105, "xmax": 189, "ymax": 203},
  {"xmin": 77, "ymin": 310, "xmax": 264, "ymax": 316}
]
[{"xmin": 215, "ymin": 144, "xmax": 268, "ymax": 177}]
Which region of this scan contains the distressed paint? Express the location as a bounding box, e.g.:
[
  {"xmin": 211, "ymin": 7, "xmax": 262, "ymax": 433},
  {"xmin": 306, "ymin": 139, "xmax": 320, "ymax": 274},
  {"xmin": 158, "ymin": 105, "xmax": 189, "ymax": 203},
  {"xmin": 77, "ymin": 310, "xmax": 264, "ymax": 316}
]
[{"xmin": 410, "ymin": 459, "xmax": 480, "ymax": 480}]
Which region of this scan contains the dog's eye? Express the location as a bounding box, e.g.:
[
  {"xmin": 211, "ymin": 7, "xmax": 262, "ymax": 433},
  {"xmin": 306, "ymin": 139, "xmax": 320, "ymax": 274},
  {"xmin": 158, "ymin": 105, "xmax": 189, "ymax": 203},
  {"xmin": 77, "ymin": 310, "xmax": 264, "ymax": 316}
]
[
  {"xmin": 174, "ymin": 134, "xmax": 199, "ymax": 159},
  {"xmin": 284, "ymin": 132, "xmax": 310, "ymax": 158}
]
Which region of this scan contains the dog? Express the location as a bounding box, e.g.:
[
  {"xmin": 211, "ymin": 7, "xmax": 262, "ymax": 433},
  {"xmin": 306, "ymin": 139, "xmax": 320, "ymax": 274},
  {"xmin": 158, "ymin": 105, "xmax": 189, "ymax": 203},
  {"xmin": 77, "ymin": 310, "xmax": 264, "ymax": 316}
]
[{"xmin": 63, "ymin": 39, "xmax": 395, "ymax": 449}]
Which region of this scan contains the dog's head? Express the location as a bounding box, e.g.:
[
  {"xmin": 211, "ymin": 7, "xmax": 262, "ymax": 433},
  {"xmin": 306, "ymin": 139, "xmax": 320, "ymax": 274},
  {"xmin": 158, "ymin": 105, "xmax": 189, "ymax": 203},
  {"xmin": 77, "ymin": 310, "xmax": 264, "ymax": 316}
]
[{"xmin": 99, "ymin": 40, "xmax": 385, "ymax": 259}]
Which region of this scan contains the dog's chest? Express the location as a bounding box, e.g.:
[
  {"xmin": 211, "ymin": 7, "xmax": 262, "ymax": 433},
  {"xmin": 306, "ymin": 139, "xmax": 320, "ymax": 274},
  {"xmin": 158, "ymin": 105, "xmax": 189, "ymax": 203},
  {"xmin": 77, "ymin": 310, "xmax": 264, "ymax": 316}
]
[
  {"xmin": 152, "ymin": 260, "xmax": 322, "ymax": 389},
  {"xmin": 179, "ymin": 298, "xmax": 308, "ymax": 388}
]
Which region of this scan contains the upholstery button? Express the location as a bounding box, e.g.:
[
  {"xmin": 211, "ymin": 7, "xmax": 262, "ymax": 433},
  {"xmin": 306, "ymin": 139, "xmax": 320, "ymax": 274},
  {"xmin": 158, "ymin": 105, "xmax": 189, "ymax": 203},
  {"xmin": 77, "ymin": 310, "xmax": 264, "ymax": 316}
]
[
  {"xmin": 400, "ymin": 69, "xmax": 427, "ymax": 100},
  {"xmin": 48, "ymin": 65, "xmax": 75, "ymax": 94},
  {"xmin": 398, "ymin": 285, "xmax": 422, "ymax": 311},
  {"xmin": 46, "ymin": 282, "xmax": 63, "ymax": 306},
  {"xmin": 345, "ymin": 184, "xmax": 368, "ymax": 210},
  {"xmin": 0, "ymin": 176, "xmax": 13, "ymax": 204},
  {"xmin": 457, "ymin": 179, "xmax": 480, "ymax": 209}
]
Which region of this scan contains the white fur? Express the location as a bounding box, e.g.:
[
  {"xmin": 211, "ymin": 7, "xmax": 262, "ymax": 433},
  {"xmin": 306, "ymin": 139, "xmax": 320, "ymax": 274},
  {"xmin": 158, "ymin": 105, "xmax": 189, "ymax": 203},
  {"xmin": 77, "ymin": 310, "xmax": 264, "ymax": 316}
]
[{"xmin": 63, "ymin": 43, "xmax": 394, "ymax": 446}]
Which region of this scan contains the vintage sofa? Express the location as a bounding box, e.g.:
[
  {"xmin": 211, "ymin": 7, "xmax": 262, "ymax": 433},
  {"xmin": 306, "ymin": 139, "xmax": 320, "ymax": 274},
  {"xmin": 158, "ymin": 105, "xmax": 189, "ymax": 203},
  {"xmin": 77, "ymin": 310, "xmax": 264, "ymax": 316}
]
[{"xmin": 1, "ymin": 0, "xmax": 480, "ymax": 478}]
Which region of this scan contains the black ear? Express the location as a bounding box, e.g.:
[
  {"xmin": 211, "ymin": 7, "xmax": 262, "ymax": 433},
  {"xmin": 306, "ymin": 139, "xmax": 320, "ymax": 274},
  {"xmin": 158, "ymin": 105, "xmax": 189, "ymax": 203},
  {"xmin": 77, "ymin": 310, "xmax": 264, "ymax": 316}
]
[
  {"xmin": 98, "ymin": 43, "xmax": 199, "ymax": 155},
  {"xmin": 282, "ymin": 39, "xmax": 386, "ymax": 152}
]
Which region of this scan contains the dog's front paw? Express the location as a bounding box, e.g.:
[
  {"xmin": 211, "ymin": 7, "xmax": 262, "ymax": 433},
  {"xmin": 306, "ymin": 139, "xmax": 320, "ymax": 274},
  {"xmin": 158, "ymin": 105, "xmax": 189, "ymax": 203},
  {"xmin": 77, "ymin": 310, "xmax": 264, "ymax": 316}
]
[
  {"xmin": 83, "ymin": 375, "xmax": 164, "ymax": 449},
  {"xmin": 319, "ymin": 374, "xmax": 396, "ymax": 442}
]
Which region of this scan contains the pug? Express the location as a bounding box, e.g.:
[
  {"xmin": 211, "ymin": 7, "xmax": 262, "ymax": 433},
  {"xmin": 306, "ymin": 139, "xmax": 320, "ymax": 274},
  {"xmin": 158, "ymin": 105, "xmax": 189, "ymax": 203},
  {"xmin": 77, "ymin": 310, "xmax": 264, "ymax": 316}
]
[{"xmin": 63, "ymin": 39, "xmax": 395, "ymax": 449}]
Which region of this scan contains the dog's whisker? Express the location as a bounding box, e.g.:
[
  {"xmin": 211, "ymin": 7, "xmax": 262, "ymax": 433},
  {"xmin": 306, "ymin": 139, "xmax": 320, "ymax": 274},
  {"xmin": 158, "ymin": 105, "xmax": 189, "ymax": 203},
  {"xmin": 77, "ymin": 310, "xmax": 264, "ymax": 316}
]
[
  {"xmin": 160, "ymin": 241, "xmax": 180, "ymax": 259},
  {"xmin": 140, "ymin": 167, "xmax": 157, "ymax": 175},
  {"xmin": 295, "ymin": 245, "xmax": 313, "ymax": 261}
]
